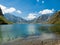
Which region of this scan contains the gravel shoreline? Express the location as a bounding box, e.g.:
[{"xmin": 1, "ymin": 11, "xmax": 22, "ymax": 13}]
[{"xmin": 1, "ymin": 35, "xmax": 60, "ymax": 45}]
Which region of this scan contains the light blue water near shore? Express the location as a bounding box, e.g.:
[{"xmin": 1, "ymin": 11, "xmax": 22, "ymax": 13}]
[{"xmin": 0, "ymin": 24, "xmax": 58, "ymax": 42}]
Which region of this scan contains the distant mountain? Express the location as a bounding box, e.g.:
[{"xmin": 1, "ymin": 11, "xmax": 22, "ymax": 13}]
[
  {"xmin": 0, "ymin": 8, "xmax": 12, "ymax": 24},
  {"xmin": 47, "ymin": 11, "xmax": 60, "ymax": 24},
  {"xmin": 33, "ymin": 14, "xmax": 53, "ymax": 24},
  {"xmin": 4, "ymin": 13, "xmax": 28, "ymax": 24},
  {"xmin": 1, "ymin": 6, "xmax": 60, "ymax": 24}
]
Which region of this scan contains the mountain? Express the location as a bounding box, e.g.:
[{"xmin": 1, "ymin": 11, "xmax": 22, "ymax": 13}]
[
  {"xmin": 47, "ymin": 11, "xmax": 60, "ymax": 24},
  {"xmin": 2, "ymin": 7, "xmax": 60, "ymax": 24},
  {"xmin": 0, "ymin": 8, "xmax": 4, "ymax": 16},
  {"xmin": 0, "ymin": 8, "xmax": 13, "ymax": 24},
  {"xmin": 4, "ymin": 13, "xmax": 28, "ymax": 24},
  {"xmin": 33, "ymin": 14, "xmax": 52, "ymax": 24}
]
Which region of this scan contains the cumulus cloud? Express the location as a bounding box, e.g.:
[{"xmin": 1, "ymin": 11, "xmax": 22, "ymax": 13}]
[
  {"xmin": 25, "ymin": 9, "xmax": 55, "ymax": 20},
  {"xmin": 4, "ymin": 7, "xmax": 16, "ymax": 14},
  {"xmin": 0, "ymin": 4, "xmax": 22, "ymax": 14},
  {"xmin": 26, "ymin": 13, "xmax": 37, "ymax": 20},
  {"xmin": 39, "ymin": 9, "xmax": 54, "ymax": 14}
]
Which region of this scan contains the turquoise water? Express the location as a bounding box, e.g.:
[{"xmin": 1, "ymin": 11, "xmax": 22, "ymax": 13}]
[{"xmin": 0, "ymin": 24, "xmax": 58, "ymax": 42}]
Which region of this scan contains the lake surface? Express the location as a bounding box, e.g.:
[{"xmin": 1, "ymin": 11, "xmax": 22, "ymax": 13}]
[{"xmin": 0, "ymin": 24, "xmax": 60, "ymax": 42}]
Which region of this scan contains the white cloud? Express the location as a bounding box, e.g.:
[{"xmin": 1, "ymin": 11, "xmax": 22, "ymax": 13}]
[
  {"xmin": 16, "ymin": 10, "xmax": 22, "ymax": 14},
  {"xmin": 42, "ymin": 1, "xmax": 44, "ymax": 4},
  {"xmin": 4, "ymin": 7, "xmax": 16, "ymax": 14},
  {"xmin": 26, "ymin": 13, "xmax": 37, "ymax": 20},
  {"xmin": 0, "ymin": 4, "xmax": 22, "ymax": 14},
  {"xmin": 39, "ymin": 9, "xmax": 54, "ymax": 14},
  {"xmin": 36, "ymin": 0, "xmax": 39, "ymax": 2}
]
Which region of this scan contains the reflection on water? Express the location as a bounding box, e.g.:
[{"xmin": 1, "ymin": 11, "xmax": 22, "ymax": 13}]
[
  {"xmin": 27, "ymin": 24, "xmax": 40, "ymax": 35},
  {"xmin": 0, "ymin": 24, "xmax": 60, "ymax": 42},
  {"xmin": 49, "ymin": 25, "xmax": 60, "ymax": 34},
  {"xmin": 0, "ymin": 26, "xmax": 2, "ymax": 43},
  {"xmin": 28, "ymin": 25, "xmax": 36, "ymax": 35}
]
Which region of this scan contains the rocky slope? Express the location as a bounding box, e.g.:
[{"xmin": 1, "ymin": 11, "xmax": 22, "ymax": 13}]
[
  {"xmin": 4, "ymin": 13, "xmax": 28, "ymax": 24},
  {"xmin": 33, "ymin": 14, "xmax": 52, "ymax": 24},
  {"xmin": 47, "ymin": 11, "xmax": 60, "ymax": 24}
]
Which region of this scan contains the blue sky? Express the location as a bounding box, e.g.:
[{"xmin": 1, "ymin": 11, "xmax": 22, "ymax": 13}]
[{"xmin": 0, "ymin": 0, "xmax": 60, "ymax": 20}]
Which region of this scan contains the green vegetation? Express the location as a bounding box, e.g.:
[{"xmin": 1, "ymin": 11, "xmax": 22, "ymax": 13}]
[
  {"xmin": 0, "ymin": 8, "xmax": 13, "ymax": 25},
  {"xmin": 0, "ymin": 16, "xmax": 13, "ymax": 24},
  {"xmin": 54, "ymin": 21, "xmax": 60, "ymax": 24}
]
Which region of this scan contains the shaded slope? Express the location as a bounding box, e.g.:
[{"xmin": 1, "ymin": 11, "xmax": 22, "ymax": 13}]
[
  {"xmin": 0, "ymin": 8, "xmax": 13, "ymax": 24},
  {"xmin": 0, "ymin": 16, "xmax": 13, "ymax": 24}
]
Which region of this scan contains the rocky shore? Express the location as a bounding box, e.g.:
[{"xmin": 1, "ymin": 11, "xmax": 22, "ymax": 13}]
[{"xmin": 1, "ymin": 36, "xmax": 60, "ymax": 45}]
